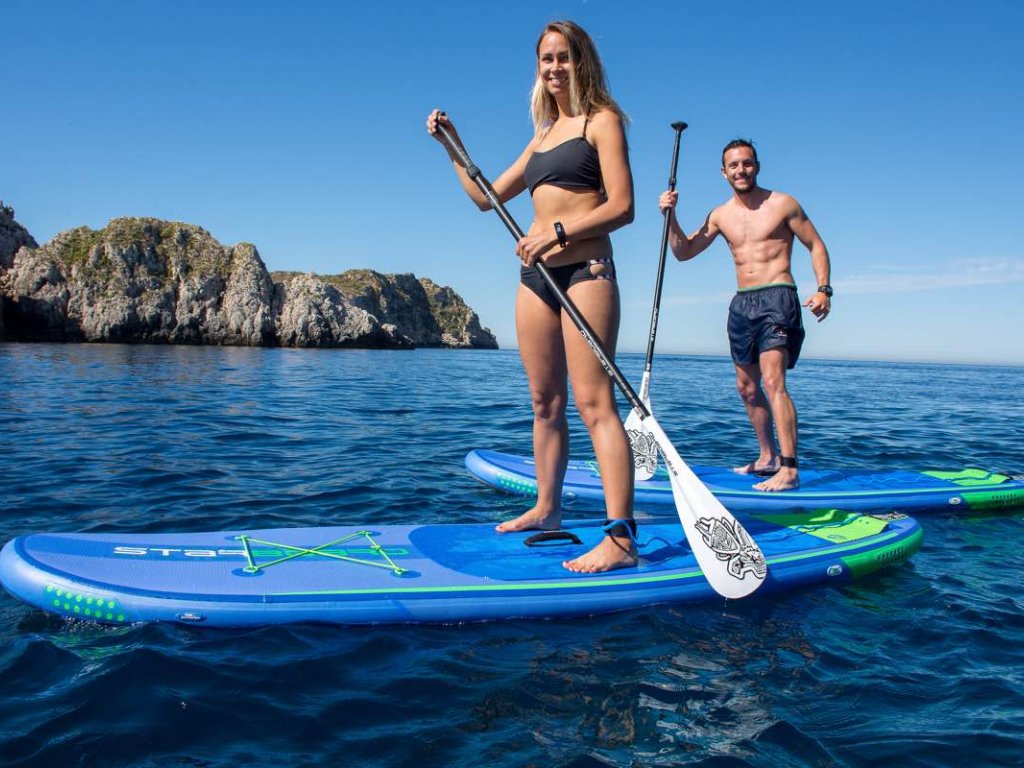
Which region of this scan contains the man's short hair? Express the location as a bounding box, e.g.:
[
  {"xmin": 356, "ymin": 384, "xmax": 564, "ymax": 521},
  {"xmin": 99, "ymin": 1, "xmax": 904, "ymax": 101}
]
[{"xmin": 722, "ymin": 138, "xmax": 757, "ymax": 167}]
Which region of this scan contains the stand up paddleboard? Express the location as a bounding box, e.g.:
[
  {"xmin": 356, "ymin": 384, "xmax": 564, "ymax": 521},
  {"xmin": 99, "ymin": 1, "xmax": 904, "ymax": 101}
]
[
  {"xmin": 466, "ymin": 449, "xmax": 1024, "ymax": 514},
  {"xmin": 1, "ymin": 512, "xmax": 920, "ymax": 627}
]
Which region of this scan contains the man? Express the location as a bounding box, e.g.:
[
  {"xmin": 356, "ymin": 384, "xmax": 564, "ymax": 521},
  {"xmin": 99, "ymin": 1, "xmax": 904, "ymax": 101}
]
[{"xmin": 659, "ymin": 139, "xmax": 831, "ymax": 491}]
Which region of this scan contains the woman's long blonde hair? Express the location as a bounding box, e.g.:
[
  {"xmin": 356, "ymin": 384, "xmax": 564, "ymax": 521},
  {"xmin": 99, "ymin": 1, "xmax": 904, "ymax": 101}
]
[{"xmin": 529, "ymin": 20, "xmax": 627, "ymax": 136}]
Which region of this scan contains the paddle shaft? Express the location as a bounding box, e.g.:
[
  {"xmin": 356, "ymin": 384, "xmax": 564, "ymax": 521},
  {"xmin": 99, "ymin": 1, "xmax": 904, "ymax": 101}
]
[
  {"xmin": 640, "ymin": 121, "xmax": 687, "ymax": 382},
  {"xmin": 436, "ymin": 121, "xmax": 649, "ymax": 417}
]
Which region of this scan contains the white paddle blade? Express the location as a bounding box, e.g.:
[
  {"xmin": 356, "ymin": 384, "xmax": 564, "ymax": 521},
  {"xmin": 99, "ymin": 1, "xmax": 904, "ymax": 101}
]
[
  {"xmin": 625, "ymin": 372, "xmax": 658, "ymax": 482},
  {"xmin": 643, "ymin": 416, "xmax": 767, "ymax": 599},
  {"xmin": 625, "ymin": 401, "xmax": 658, "ymax": 482}
]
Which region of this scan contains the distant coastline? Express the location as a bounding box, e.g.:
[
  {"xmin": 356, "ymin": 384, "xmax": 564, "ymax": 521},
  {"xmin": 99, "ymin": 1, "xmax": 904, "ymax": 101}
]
[{"xmin": 0, "ymin": 205, "xmax": 497, "ymax": 350}]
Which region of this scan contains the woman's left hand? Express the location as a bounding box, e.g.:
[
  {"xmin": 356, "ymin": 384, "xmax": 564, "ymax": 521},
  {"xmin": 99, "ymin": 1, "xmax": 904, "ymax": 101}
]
[{"xmin": 515, "ymin": 232, "xmax": 558, "ymax": 267}]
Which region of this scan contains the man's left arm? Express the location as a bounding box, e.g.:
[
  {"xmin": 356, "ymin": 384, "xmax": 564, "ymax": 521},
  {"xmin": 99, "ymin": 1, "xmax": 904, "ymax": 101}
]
[{"xmin": 789, "ymin": 202, "xmax": 831, "ymax": 322}]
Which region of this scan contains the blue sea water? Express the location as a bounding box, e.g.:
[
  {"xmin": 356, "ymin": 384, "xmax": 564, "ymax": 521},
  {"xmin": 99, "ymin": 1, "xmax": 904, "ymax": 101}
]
[{"xmin": 1, "ymin": 342, "xmax": 1022, "ymax": 768}]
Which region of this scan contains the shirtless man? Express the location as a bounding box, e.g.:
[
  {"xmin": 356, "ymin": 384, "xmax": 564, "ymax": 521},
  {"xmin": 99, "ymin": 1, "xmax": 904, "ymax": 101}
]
[{"xmin": 659, "ymin": 139, "xmax": 831, "ymax": 491}]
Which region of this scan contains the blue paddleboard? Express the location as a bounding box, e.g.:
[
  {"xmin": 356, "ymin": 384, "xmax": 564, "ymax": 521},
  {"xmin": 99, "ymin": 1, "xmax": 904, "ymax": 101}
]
[
  {"xmin": 466, "ymin": 449, "xmax": 1024, "ymax": 513},
  {"xmin": 1, "ymin": 512, "xmax": 921, "ymax": 627}
]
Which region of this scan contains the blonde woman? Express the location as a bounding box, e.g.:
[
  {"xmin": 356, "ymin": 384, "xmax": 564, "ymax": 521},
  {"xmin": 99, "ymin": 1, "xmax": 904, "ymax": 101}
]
[{"xmin": 427, "ymin": 20, "xmax": 636, "ymax": 573}]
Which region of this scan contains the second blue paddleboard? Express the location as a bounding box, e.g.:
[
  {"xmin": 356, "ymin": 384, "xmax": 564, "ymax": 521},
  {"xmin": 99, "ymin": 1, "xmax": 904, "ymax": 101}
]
[{"xmin": 466, "ymin": 449, "xmax": 1024, "ymax": 513}]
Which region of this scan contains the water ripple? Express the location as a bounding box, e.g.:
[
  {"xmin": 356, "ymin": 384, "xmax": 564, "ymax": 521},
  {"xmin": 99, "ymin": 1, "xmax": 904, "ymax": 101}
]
[{"xmin": 1, "ymin": 344, "xmax": 1022, "ymax": 766}]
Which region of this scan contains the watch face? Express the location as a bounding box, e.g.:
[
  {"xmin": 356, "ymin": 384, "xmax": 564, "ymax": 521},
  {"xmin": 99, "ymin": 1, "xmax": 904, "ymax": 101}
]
[{"xmin": 819, "ymin": 285, "xmax": 833, "ymax": 297}]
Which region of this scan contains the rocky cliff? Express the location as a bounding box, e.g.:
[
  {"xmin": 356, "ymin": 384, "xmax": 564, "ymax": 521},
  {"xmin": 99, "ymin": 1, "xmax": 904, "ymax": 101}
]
[
  {"xmin": 0, "ymin": 213, "xmax": 497, "ymax": 350},
  {"xmin": 0, "ymin": 202, "xmax": 40, "ymax": 338},
  {"xmin": 280, "ymin": 269, "xmax": 497, "ymax": 349}
]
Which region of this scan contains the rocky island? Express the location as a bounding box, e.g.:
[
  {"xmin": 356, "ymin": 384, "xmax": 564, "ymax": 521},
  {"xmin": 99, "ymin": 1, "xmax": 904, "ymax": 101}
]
[{"xmin": 0, "ymin": 204, "xmax": 497, "ymax": 350}]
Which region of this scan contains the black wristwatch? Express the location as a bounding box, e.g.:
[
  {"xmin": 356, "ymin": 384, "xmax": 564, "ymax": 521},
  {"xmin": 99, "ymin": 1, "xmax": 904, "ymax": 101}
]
[
  {"xmin": 817, "ymin": 284, "xmax": 833, "ymax": 297},
  {"xmin": 553, "ymin": 221, "xmax": 568, "ymax": 249}
]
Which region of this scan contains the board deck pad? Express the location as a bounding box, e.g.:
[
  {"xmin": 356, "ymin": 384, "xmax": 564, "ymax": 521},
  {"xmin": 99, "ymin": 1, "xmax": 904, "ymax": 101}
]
[
  {"xmin": 466, "ymin": 449, "xmax": 1024, "ymax": 513},
  {"xmin": 1, "ymin": 511, "xmax": 922, "ymax": 627}
]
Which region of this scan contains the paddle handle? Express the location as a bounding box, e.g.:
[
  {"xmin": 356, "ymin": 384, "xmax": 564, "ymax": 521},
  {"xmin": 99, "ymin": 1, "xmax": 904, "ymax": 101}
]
[
  {"xmin": 435, "ymin": 119, "xmax": 649, "ymax": 418},
  {"xmin": 640, "ymin": 121, "xmax": 688, "ymax": 377}
]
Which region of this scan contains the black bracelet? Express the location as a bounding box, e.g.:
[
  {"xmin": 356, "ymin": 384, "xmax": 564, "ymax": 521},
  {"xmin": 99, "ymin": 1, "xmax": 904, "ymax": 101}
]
[{"xmin": 553, "ymin": 221, "xmax": 568, "ymax": 248}]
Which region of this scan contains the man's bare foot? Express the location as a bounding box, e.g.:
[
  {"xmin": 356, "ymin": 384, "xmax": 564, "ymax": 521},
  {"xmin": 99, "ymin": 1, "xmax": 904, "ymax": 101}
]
[
  {"xmin": 734, "ymin": 457, "xmax": 780, "ymax": 476},
  {"xmin": 754, "ymin": 468, "xmax": 799, "ymax": 492},
  {"xmin": 563, "ymin": 533, "xmax": 637, "ymax": 573},
  {"xmin": 495, "ymin": 507, "xmax": 561, "ymax": 533}
]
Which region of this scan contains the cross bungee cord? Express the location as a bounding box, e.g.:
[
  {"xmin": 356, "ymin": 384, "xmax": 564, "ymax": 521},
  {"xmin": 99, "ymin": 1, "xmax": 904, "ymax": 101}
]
[{"xmin": 234, "ymin": 531, "xmax": 409, "ymax": 576}]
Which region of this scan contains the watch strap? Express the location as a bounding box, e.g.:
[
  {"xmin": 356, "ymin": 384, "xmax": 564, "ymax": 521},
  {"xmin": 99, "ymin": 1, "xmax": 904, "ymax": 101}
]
[{"xmin": 554, "ymin": 222, "xmax": 568, "ymax": 249}]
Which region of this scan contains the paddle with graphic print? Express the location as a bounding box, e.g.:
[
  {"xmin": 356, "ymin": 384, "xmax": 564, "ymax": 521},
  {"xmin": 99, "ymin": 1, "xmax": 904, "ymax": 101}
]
[
  {"xmin": 433, "ymin": 115, "xmax": 766, "ymax": 599},
  {"xmin": 625, "ymin": 121, "xmax": 687, "ymax": 481}
]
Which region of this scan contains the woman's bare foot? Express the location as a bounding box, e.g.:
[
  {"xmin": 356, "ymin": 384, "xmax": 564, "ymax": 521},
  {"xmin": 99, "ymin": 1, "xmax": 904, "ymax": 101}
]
[
  {"xmin": 753, "ymin": 467, "xmax": 799, "ymax": 492},
  {"xmin": 495, "ymin": 506, "xmax": 561, "ymax": 533},
  {"xmin": 563, "ymin": 532, "xmax": 637, "ymax": 573}
]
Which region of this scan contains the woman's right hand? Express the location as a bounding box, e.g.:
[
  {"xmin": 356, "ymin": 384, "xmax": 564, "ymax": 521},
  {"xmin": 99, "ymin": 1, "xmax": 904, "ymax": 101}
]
[
  {"xmin": 659, "ymin": 190, "xmax": 678, "ymax": 213},
  {"xmin": 426, "ymin": 109, "xmax": 455, "ymax": 145}
]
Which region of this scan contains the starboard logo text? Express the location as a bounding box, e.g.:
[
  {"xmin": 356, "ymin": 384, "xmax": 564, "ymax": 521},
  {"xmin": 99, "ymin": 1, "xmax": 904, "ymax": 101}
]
[
  {"xmin": 114, "ymin": 547, "xmax": 248, "ymax": 558},
  {"xmin": 112, "ymin": 546, "xmax": 403, "ymax": 559}
]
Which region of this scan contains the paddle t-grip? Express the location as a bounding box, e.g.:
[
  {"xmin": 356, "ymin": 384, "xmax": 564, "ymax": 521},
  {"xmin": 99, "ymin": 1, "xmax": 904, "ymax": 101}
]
[{"xmin": 667, "ymin": 122, "xmax": 687, "ymax": 190}]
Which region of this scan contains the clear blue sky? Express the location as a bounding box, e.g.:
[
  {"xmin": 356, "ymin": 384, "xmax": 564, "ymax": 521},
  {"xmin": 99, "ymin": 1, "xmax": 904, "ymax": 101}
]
[{"xmin": 5, "ymin": 0, "xmax": 1023, "ymax": 365}]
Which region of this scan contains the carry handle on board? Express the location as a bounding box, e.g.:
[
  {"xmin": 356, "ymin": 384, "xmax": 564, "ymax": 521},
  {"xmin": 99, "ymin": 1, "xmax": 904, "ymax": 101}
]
[{"xmin": 433, "ymin": 115, "xmax": 767, "ymax": 599}]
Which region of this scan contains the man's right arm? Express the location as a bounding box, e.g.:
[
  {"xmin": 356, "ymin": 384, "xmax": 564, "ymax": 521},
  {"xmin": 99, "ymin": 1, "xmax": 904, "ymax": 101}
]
[{"xmin": 660, "ymin": 190, "xmax": 720, "ymax": 261}]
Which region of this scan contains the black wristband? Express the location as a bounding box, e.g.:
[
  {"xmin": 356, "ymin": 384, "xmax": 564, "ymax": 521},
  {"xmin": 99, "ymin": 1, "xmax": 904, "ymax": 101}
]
[
  {"xmin": 554, "ymin": 221, "xmax": 568, "ymax": 248},
  {"xmin": 817, "ymin": 284, "xmax": 833, "ymax": 297}
]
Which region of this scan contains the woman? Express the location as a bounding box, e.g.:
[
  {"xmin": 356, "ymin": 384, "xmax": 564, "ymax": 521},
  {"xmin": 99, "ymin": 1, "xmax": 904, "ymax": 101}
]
[{"xmin": 427, "ymin": 20, "xmax": 635, "ymax": 573}]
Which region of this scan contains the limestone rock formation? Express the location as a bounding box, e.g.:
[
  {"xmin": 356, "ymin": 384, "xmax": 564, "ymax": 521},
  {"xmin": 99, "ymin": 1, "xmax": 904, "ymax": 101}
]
[
  {"xmin": 0, "ymin": 202, "xmax": 38, "ymax": 269},
  {"xmin": 272, "ymin": 272, "xmax": 412, "ymax": 349},
  {"xmin": 0, "ymin": 202, "xmax": 40, "ymax": 337},
  {"xmin": 0, "ymin": 214, "xmax": 497, "ymax": 349},
  {"xmin": 293, "ymin": 269, "xmax": 498, "ymax": 349}
]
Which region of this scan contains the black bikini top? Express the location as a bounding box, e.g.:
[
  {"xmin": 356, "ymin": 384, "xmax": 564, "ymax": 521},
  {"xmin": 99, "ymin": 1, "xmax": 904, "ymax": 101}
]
[{"xmin": 524, "ymin": 119, "xmax": 602, "ymax": 195}]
